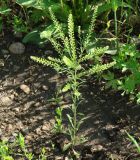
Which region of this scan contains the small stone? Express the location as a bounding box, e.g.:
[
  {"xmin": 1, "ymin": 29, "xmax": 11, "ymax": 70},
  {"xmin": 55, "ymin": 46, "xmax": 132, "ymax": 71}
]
[
  {"xmin": 23, "ymin": 101, "xmax": 34, "ymax": 111},
  {"xmin": 9, "ymin": 42, "xmax": 25, "ymax": 54},
  {"xmin": 34, "ymin": 82, "xmax": 40, "ymax": 88},
  {"xmin": 4, "ymin": 119, "xmax": 9, "ymax": 123},
  {"xmin": 45, "ymin": 50, "xmax": 53, "ymax": 55},
  {"xmin": 12, "ymin": 107, "xmax": 20, "ymax": 112},
  {"xmin": 20, "ymin": 84, "xmax": 30, "ymax": 94},
  {"xmin": 0, "ymin": 96, "xmax": 13, "ymax": 106},
  {"xmin": 100, "ymin": 99, "xmax": 106, "ymax": 103},
  {"xmin": 34, "ymin": 102, "xmax": 41, "ymax": 107},
  {"xmin": 13, "ymin": 91, "xmax": 18, "ymax": 97},
  {"xmin": 55, "ymin": 156, "xmax": 63, "ymax": 160},
  {"xmin": 92, "ymin": 145, "xmax": 104, "ymax": 152},
  {"xmin": 105, "ymin": 124, "xmax": 116, "ymax": 130},
  {"xmin": 42, "ymin": 85, "xmax": 48, "ymax": 91}
]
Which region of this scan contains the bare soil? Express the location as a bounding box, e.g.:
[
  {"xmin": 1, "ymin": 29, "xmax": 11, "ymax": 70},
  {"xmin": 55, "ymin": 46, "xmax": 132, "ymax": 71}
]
[{"xmin": 0, "ymin": 33, "xmax": 140, "ymax": 160}]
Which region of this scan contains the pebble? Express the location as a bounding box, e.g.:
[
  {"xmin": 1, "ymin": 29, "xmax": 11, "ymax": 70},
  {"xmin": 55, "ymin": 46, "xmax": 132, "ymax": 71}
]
[
  {"xmin": 55, "ymin": 156, "xmax": 63, "ymax": 160},
  {"xmin": 0, "ymin": 96, "xmax": 13, "ymax": 106},
  {"xmin": 91, "ymin": 145, "xmax": 104, "ymax": 152},
  {"xmin": 9, "ymin": 42, "xmax": 25, "ymax": 54},
  {"xmin": 44, "ymin": 50, "xmax": 53, "ymax": 55},
  {"xmin": 23, "ymin": 101, "xmax": 34, "ymax": 110},
  {"xmin": 20, "ymin": 84, "xmax": 30, "ymax": 94},
  {"xmin": 12, "ymin": 107, "xmax": 20, "ymax": 112},
  {"xmin": 33, "ymin": 82, "xmax": 40, "ymax": 88},
  {"xmin": 34, "ymin": 102, "xmax": 41, "ymax": 107},
  {"xmin": 42, "ymin": 85, "xmax": 48, "ymax": 91}
]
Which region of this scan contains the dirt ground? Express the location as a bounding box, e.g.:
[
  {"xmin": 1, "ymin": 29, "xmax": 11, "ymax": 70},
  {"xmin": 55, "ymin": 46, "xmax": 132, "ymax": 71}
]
[{"xmin": 0, "ymin": 33, "xmax": 140, "ymax": 160}]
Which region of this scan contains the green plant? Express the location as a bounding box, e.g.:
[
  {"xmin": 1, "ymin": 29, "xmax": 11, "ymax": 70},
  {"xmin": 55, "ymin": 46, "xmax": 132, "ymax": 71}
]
[
  {"xmin": 126, "ymin": 131, "xmax": 140, "ymax": 154},
  {"xmin": 31, "ymin": 7, "xmax": 115, "ymax": 150},
  {"xmin": 0, "ymin": 134, "xmax": 48, "ymax": 160},
  {"xmin": 0, "ymin": 141, "xmax": 13, "ymax": 160},
  {"xmin": 0, "ymin": 0, "xmax": 11, "ymax": 33},
  {"xmin": 39, "ymin": 148, "xmax": 47, "ymax": 160},
  {"xmin": 13, "ymin": 15, "xmax": 28, "ymax": 33},
  {"xmin": 17, "ymin": 133, "xmax": 34, "ymax": 160},
  {"xmin": 53, "ymin": 107, "xmax": 64, "ymax": 133},
  {"xmin": 103, "ymin": 44, "xmax": 140, "ymax": 103},
  {"xmin": 16, "ymin": 0, "xmax": 117, "ymax": 44}
]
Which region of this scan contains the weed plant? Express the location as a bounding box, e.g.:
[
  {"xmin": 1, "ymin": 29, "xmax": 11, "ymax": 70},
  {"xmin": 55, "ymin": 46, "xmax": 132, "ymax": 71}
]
[
  {"xmin": 103, "ymin": 44, "xmax": 140, "ymax": 103},
  {"xmin": 31, "ymin": 7, "xmax": 115, "ymax": 153},
  {"xmin": 126, "ymin": 131, "xmax": 140, "ymax": 154},
  {"xmin": 0, "ymin": 134, "xmax": 47, "ymax": 160}
]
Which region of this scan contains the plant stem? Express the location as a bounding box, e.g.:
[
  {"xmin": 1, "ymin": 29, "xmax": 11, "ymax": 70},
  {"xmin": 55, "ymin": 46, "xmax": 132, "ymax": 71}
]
[
  {"xmin": 114, "ymin": 10, "xmax": 119, "ymax": 52},
  {"xmin": 72, "ymin": 69, "xmax": 78, "ymax": 146}
]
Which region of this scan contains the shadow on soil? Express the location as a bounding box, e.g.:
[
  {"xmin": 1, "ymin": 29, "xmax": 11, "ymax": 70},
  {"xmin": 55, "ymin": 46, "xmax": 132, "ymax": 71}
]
[{"xmin": 0, "ymin": 35, "xmax": 140, "ymax": 159}]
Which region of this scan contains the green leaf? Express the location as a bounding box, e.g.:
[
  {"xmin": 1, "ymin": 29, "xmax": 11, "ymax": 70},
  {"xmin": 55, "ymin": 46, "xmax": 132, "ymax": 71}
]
[
  {"xmin": 137, "ymin": 93, "xmax": 140, "ymax": 104},
  {"xmin": 17, "ymin": 133, "xmax": 25, "ymax": 150},
  {"xmin": 55, "ymin": 107, "xmax": 62, "ymax": 117},
  {"xmin": 63, "ymin": 56, "xmax": 75, "ymax": 68},
  {"xmin": 0, "ymin": 8, "xmax": 11, "ymax": 14},
  {"xmin": 124, "ymin": 77, "xmax": 135, "ymax": 92},
  {"xmin": 16, "ymin": 0, "xmax": 36, "ymax": 6},
  {"xmin": 111, "ymin": 0, "xmax": 119, "ymax": 11},
  {"xmin": 67, "ymin": 114, "xmax": 74, "ymax": 128},
  {"xmin": 62, "ymin": 83, "xmax": 71, "ymax": 92},
  {"xmin": 40, "ymin": 26, "xmax": 54, "ymax": 39},
  {"xmin": 74, "ymin": 90, "xmax": 81, "ymax": 97},
  {"xmin": 98, "ymin": 3, "xmax": 112, "ymax": 15},
  {"xmin": 126, "ymin": 131, "xmax": 140, "ymax": 154},
  {"xmin": 103, "ymin": 72, "xmax": 114, "ymax": 80},
  {"xmin": 22, "ymin": 30, "xmax": 42, "ymax": 44},
  {"xmin": 3, "ymin": 156, "xmax": 14, "ymax": 160},
  {"xmin": 63, "ymin": 142, "xmax": 72, "ymax": 151}
]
